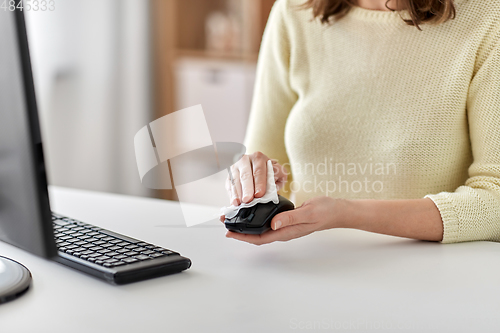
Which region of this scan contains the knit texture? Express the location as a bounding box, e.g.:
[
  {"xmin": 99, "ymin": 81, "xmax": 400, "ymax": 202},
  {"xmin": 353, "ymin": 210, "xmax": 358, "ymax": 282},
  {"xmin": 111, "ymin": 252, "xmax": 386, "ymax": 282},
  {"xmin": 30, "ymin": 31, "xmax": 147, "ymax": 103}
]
[{"xmin": 244, "ymin": 0, "xmax": 500, "ymax": 243}]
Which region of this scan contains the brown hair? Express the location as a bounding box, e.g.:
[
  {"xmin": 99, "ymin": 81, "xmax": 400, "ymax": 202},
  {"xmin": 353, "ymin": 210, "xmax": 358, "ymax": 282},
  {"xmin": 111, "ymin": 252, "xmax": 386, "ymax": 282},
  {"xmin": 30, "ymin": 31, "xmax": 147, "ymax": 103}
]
[{"xmin": 302, "ymin": 0, "xmax": 456, "ymax": 29}]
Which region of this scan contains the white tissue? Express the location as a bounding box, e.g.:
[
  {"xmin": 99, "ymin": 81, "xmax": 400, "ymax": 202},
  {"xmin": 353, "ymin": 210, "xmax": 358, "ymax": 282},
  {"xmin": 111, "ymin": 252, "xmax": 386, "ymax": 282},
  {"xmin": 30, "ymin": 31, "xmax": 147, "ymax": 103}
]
[{"xmin": 221, "ymin": 160, "xmax": 279, "ymax": 219}]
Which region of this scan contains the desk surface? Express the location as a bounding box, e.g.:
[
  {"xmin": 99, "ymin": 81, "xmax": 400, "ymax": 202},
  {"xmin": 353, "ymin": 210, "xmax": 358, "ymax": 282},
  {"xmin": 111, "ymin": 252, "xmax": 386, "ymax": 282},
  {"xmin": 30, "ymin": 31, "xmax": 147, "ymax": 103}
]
[{"xmin": 1, "ymin": 187, "xmax": 500, "ymax": 333}]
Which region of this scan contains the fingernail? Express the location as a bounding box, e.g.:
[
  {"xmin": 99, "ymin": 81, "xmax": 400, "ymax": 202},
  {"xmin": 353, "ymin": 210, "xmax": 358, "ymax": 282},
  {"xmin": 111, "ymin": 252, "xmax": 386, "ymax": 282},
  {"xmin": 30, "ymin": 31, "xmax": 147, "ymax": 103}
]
[
  {"xmin": 274, "ymin": 220, "xmax": 282, "ymax": 230},
  {"xmin": 242, "ymin": 195, "xmax": 252, "ymax": 203}
]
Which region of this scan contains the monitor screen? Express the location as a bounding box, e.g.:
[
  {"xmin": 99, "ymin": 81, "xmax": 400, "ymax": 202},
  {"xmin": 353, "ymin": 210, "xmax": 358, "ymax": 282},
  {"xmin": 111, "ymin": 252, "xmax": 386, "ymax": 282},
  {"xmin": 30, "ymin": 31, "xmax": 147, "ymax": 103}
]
[{"xmin": 0, "ymin": 10, "xmax": 56, "ymax": 258}]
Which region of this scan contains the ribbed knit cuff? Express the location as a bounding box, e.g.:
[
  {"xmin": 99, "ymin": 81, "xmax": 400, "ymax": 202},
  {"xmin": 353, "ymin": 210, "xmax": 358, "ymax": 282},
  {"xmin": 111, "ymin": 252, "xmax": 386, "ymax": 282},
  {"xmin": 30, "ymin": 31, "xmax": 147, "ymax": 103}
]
[{"xmin": 425, "ymin": 194, "xmax": 460, "ymax": 244}]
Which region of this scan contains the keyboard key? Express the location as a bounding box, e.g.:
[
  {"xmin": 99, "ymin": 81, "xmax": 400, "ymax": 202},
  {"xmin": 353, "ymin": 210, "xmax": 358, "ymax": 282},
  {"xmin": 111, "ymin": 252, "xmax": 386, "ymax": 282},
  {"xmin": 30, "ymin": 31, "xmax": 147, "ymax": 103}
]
[
  {"xmin": 74, "ymin": 241, "xmax": 87, "ymax": 246},
  {"xmin": 122, "ymin": 258, "xmax": 138, "ymax": 263},
  {"xmin": 90, "ymin": 246, "xmax": 103, "ymax": 251},
  {"xmin": 102, "ymin": 237, "xmax": 115, "ymax": 242},
  {"xmin": 59, "ymin": 236, "xmax": 72, "ymax": 241},
  {"xmin": 106, "ymin": 252, "xmax": 119, "ymax": 257},
  {"xmin": 82, "ymin": 244, "xmax": 95, "ymax": 248},
  {"xmin": 109, "ymin": 246, "xmax": 122, "ymax": 251},
  {"xmin": 88, "ymin": 258, "xmax": 97, "ymax": 263},
  {"xmin": 109, "ymin": 239, "xmax": 122, "ymax": 244},
  {"xmin": 104, "ymin": 259, "xmax": 118, "ymax": 264},
  {"xmin": 80, "ymin": 255, "xmax": 90, "ymax": 260},
  {"xmin": 81, "ymin": 250, "xmax": 94, "ymax": 255},
  {"xmin": 66, "ymin": 250, "xmax": 75, "ymax": 255},
  {"xmin": 95, "ymin": 260, "xmax": 105, "ymax": 265},
  {"xmin": 86, "ymin": 238, "xmax": 99, "ymax": 243},
  {"xmin": 125, "ymin": 251, "xmax": 139, "ymax": 256},
  {"xmin": 100, "ymin": 243, "xmax": 113, "ymax": 248},
  {"xmin": 111, "ymin": 261, "xmax": 126, "ymax": 267},
  {"xmin": 114, "ymin": 255, "xmax": 127, "ymax": 260},
  {"xmin": 66, "ymin": 238, "xmax": 80, "ymax": 243},
  {"xmin": 79, "ymin": 235, "xmax": 91, "ymax": 240},
  {"xmin": 141, "ymin": 250, "xmax": 155, "ymax": 255},
  {"xmin": 98, "ymin": 249, "xmax": 111, "ymax": 254},
  {"xmin": 116, "ymin": 249, "xmax": 129, "ymax": 254},
  {"xmin": 87, "ymin": 232, "xmax": 100, "ymax": 236},
  {"xmin": 73, "ymin": 227, "xmax": 86, "ymax": 231},
  {"xmin": 134, "ymin": 247, "xmax": 147, "ymax": 252},
  {"xmin": 125, "ymin": 245, "xmax": 138, "ymax": 250},
  {"xmin": 65, "ymin": 245, "xmax": 78, "ymax": 250},
  {"xmin": 117, "ymin": 242, "xmax": 130, "ymax": 247},
  {"xmin": 153, "ymin": 247, "xmax": 168, "ymax": 252},
  {"xmin": 54, "ymin": 220, "xmax": 71, "ymax": 226},
  {"xmin": 96, "ymin": 255, "xmax": 110, "ymax": 260},
  {"xmin": 149, "ymin": 253, "xmax": 166, "ymax": 258},
  {"xmin": 58, "ymin": 247, "xmax": 67, "ymax": 252},
  {"xmin": 136, "ymin": 242, "xmax": 149, "ymax": 247},
  {"xmin": 58, "ymin": 242, "xmax": 71, "ymax": 247},
  {"xmin": 134, "ymin": 255, "xmax": 151, "ymax": 261},
  {"xmin": 93, "ymin": 241, "xmax": 106, "ymax": 245},
  {"xmin": 72, "ymin": 233, "xmax": 84, "ymax": 238}
]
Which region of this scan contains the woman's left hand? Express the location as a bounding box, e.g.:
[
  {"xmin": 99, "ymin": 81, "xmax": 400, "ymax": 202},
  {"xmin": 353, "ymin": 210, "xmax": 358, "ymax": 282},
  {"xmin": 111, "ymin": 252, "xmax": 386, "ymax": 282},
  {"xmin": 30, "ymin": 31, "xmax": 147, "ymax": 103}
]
[{"xmin": 225, "ymin": 196, "xmax": 345, "ymax": 245}]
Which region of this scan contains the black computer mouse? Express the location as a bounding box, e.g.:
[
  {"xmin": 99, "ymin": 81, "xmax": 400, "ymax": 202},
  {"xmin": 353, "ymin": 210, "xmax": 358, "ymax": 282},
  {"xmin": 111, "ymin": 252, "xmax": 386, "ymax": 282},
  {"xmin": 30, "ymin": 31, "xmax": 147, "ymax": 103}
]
[{"xmin": 225, "ymin": 195, "xmax": 295, "ymax": 235}]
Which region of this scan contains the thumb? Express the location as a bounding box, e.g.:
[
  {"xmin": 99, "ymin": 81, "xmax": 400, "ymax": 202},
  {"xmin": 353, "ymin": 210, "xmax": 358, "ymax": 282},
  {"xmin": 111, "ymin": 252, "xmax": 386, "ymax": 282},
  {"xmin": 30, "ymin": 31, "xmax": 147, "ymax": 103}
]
[{"xmin": 271, "ymin": 205, "xmax": 313, "ymax": 231}]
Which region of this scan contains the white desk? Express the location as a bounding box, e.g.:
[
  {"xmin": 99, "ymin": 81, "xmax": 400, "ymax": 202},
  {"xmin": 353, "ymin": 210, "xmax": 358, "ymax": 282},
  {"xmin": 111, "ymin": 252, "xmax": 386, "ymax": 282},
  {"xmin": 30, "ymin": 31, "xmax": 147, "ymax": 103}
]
[{"xmin": 1, "ymin": 187, "xmax": 500, "ymax": 332}]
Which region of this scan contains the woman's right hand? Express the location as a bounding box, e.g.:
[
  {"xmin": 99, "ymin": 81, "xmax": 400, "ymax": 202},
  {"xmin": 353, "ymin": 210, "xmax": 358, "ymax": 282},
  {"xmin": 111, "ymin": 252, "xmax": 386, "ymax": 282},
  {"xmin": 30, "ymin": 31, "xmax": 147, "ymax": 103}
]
[{"xmin": 226, "ymin": 152, "xmax": 288, "ymax": 206}]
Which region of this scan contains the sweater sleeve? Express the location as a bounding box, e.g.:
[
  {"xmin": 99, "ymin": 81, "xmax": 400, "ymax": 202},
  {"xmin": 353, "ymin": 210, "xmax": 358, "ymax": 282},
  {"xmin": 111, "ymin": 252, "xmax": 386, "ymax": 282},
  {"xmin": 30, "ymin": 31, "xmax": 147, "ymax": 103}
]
[
  {"xmin": 244, "ymin": 0, "xmax": 298, "ymax": 168},
  {"xmin": 425, "ymin": 29, "xmax": 500, "ymax": 243}
]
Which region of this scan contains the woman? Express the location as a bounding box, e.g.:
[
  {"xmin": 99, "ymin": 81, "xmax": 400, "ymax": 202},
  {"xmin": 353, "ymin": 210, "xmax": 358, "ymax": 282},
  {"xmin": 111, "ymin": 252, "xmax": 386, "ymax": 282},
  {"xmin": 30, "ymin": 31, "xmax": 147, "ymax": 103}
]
[{"xmin": 224, "ymin": 0, "xmax": 500, "ymax": 245}]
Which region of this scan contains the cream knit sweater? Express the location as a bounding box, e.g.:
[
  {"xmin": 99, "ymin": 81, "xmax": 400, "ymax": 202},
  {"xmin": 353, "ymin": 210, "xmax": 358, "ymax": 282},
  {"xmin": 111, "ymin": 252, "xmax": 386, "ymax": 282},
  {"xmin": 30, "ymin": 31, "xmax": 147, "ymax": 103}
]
[{"xmin": 244, "ymin": 0, "xmax": 500, "ymax": 243}]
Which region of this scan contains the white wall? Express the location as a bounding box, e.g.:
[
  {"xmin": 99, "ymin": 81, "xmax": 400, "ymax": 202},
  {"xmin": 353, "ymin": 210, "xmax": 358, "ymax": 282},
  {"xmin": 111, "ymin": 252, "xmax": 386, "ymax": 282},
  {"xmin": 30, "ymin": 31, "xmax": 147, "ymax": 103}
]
[{"xmin": 26, "ymin": 0, "xmax": 151, "ymax": 197}]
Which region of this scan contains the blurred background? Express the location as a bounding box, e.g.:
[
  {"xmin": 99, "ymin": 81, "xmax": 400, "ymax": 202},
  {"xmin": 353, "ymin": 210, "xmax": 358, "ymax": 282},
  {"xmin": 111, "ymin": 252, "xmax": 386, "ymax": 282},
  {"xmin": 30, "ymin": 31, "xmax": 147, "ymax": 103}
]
[{"xmin": 25, "ymin": 0, "xmax": 275, "ymax": 200}]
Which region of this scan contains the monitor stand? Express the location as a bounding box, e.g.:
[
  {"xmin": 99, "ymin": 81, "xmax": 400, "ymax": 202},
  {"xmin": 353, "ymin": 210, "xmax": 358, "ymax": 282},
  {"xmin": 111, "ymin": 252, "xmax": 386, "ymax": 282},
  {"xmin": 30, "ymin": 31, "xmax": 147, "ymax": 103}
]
[{"xmin": 0, "ymin": 256, "xmax": 31, "ymax": 304}]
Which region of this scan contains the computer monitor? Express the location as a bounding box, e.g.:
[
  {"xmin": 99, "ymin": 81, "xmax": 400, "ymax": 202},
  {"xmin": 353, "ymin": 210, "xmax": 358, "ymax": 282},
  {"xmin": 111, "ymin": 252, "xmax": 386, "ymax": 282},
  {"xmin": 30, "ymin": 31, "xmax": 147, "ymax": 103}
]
[{"xmin": 0, "ymin": 9, "xmax": 57, "ymax": 259}]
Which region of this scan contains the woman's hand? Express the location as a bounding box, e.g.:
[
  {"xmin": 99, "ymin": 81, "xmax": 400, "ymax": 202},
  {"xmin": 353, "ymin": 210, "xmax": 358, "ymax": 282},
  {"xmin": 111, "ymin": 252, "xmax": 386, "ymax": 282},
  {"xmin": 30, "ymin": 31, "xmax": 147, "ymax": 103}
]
[
  {"xmin": 226, "ymin": 152, "xmax": 288, "ymax": 206},
  {"xmin": 226, "ymin": 196, "xmax": 346, "ymax": 245}
]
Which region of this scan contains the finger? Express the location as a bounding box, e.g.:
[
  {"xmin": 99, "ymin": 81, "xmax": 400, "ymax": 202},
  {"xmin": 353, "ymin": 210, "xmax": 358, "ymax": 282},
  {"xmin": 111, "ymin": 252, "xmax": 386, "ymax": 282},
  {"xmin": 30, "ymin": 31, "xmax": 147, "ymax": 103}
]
[
  {"xmin": 272, "ymin": 162, "xmax": 288, "ymax": 191},
  {"xmin": 219, "ymin": 215, "xmax": 225, "ymax": 223},
  {"xmin": 238, "ymin": 159, "xmax": 255, "ymax": 203},
  {"xmin": 225, "ymin": 230, "xmax": 280, "ymax": 246},
  {"xmin": 225, "ymin": 223, "xmax": 313, "ymax": 245},
  {"xmin": 271, "ymin": 205, "xmax": 314, "ymax": 230},
  {"xmin": 230, "ymin": 166, "xmax": 242, "ymax": 206},
  {"xmin": 251, "ymin": 154, "xmax": 268, "ymax": 198}
]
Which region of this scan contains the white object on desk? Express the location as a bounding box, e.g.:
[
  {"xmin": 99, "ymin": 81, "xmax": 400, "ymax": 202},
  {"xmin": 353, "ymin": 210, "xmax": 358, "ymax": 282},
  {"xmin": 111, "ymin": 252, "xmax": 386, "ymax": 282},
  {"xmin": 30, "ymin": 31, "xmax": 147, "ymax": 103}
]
[{"xmin": 1, "ymin": 187, "xmax": 500, "ymax": 332}]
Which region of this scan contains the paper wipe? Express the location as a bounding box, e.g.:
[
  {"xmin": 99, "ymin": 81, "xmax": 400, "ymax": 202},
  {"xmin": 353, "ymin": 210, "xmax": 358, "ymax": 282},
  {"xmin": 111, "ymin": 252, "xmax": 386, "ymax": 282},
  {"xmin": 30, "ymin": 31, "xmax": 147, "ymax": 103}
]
[{"xmin": 221, "ymin": 160, "xmax": 279, "ymax": 219}]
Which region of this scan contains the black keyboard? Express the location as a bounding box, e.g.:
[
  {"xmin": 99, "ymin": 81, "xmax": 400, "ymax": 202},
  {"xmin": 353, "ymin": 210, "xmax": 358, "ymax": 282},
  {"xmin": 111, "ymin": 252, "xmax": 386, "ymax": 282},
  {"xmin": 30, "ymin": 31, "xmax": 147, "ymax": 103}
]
[{"xmin": 51, "ymin": 213, "xmax": 191, "ymax": 280}]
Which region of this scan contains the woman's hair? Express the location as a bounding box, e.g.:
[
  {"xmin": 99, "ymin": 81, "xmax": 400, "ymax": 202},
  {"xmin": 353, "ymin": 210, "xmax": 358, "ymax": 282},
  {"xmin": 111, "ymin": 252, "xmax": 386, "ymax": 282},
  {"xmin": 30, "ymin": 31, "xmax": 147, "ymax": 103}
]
[{"xmin": 302, "ymin": 0, "xmax": 456, "ymax": 29}]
